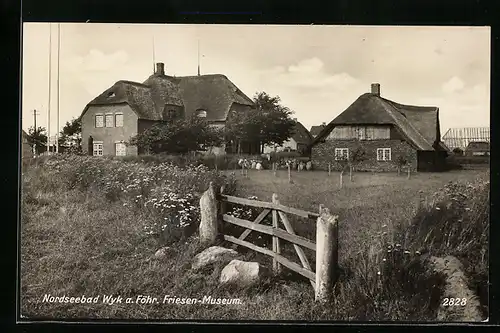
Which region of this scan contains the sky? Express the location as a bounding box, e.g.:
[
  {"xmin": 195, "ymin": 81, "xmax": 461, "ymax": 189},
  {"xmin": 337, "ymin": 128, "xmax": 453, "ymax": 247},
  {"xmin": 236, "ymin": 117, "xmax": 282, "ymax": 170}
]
[{"xmin": 22, "ymin": 23, "xmax": 490, "ymax": 138}]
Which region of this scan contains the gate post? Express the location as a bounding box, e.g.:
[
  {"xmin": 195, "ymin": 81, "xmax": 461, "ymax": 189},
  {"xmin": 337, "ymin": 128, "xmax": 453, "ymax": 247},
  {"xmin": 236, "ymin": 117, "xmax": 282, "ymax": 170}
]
[
  {"xmin": 199, "ymin": 182, "xmax": 218, "ymax": 246},
  {"xmin": 315, "ymin": 204, "xmax": 339, "ymax": 302}
]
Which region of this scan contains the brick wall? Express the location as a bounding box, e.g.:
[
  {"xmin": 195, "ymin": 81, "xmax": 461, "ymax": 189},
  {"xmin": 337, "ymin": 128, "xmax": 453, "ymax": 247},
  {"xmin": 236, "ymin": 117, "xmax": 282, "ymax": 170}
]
[
  {"xmin": 81, "ymin": 104, "xmax": 138, "ymax": 156},
  {"xmin": 311, "ymin": 139, "xmax": 418, "ymax": 172}
]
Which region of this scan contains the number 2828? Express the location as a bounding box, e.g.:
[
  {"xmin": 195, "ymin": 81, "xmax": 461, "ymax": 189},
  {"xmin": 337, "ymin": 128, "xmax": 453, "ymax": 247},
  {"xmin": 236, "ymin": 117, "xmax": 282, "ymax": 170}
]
[{"xmin": 442, "ymin": 298, "xmax": 467, "ymax": 306}]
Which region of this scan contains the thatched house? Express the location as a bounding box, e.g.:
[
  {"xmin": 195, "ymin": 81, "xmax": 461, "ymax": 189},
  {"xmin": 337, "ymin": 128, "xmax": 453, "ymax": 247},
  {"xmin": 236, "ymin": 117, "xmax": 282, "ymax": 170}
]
[
  {"xmin": 311, "ymin": 83, "xmax": 449, "ymax": 172},
  {"xmin": 79, "ymin": 62, "xmax": 256, "ymax": 156},
  {"xmin": 263, "ymin": 120, "xmax": 313, "ymax": 156},
  {"xmin": 310, "ymin": 123, "xmax": 326, "ymax": 138},
  {"xmin": 465, "ymin": 141, "xmax": 489, "ymax": 156}
]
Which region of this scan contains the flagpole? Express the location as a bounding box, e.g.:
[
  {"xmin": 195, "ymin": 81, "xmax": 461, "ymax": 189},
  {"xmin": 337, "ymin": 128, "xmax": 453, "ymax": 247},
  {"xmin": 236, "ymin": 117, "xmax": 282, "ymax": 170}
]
[
  {"xmin": 47, "ymin": 23, "xmax": 52, "ymax": 154},
  {"xmin": 56, "ymin": 23, "xmax": 60, "ymax": 153},
  {"xmin": 152, "ymin": 34, "xmax": 155, "ymax": 72}
]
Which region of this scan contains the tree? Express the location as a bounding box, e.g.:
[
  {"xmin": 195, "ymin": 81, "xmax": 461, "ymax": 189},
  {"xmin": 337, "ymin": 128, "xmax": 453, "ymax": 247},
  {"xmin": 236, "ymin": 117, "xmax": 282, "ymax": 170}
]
[
  {"xmin": 59, "ymin": 118, "xmax": 82, "ymax": 154},
  {"xmin": 334, "ymin": 153, "xmax": 349, "ymax": 188},
  {"xmin": 26, "ymin": 126, "xmax": 48, "ymax": 155},
  {"xmin": 225, "ymin": 92, "xmax": 296, "ymax": 154},
  {"xmin": 395, "ymin": 155, "xmax": 407, "ymax": 176},
  {"xmin": 129, "ymin": 115, "xmax": 223, "ymax": 154},
  {"xmin": 347, "ymin": 142, "xmax": 367, "ymax": 181}
]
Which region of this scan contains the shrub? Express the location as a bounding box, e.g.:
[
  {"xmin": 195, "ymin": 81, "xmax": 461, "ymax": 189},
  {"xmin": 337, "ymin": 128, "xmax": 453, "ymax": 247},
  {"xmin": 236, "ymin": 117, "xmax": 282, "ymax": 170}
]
[{"xmin": 30, "ymin": 155, "xmax": 237, "ymax": 243}]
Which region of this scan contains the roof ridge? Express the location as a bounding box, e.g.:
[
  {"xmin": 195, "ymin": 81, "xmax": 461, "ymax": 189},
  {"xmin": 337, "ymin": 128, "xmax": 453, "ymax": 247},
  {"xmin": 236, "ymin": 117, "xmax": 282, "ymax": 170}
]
[
  {"xmin": 380, "ymin": 96, "xmax": 438, "ymax": 111},
  {"xmin": 116, "ymin": 80, "xmax": 150, "ymax": 88}
]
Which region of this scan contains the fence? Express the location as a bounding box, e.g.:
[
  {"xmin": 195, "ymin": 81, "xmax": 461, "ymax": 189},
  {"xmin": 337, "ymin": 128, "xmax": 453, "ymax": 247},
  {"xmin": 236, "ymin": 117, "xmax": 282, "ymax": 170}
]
[{"xmin": 198, "ymin": 181, "xmax": 339, "ymax": 302}]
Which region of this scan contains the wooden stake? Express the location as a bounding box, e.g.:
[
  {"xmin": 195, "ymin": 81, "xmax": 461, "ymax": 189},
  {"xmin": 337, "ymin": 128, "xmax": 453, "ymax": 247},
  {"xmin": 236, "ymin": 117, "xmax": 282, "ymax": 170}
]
[
  {"xmin": 328, "ymin": 163, "xmax": 331, "ymax": 176},
  {"xmin": 288, "ymin": 164, "xmax": 291, "ymax": 183},
  {"xmin": 407, "ymin": 165, "xmax": 410, "ymax": 179},
  {"xmin": 340, "ymin": 170, "xmax": 343, "ymax": 189},
  {"xmin": 272, "ymin": 193, "xmax": 281, "ymax": 274}
]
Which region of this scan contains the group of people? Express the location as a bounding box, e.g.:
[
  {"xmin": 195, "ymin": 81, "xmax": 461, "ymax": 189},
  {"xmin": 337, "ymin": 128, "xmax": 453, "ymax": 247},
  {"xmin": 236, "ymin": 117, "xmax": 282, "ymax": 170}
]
[{"xmin": 237, "ymin": 158, "xmax": 313, "ymax": 171}]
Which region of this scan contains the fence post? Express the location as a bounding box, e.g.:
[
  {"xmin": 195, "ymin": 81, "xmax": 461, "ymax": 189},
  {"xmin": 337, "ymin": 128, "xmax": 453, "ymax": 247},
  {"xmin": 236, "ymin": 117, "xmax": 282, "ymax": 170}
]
[
  {"xmin": 288, "ymin": 164, "xmax": 291, "ymax": 183},
  {"xmin": 407, "ymin": 165, "xmax": 411, "ymax": 179},
  {"xmin": 273, "ymin": 162, "xmax": 277, "ymax": 177},
  {"xmin": 199, "ymin": 181, "xmax": 218, "ymax": 246},
  {"xmin": 328, "ymin": 163, "xmax": 331, "ymax": 176},
  {"xmin": 339, "ymin": 170, "xmax": 343, "ymax": 189},
  {"xmin": 218, "ymin": 185, "xmax": 226, "ymax": 232},
  {"xmin": 315, "ymin": 204, "xmax": 339, "ymax": 302},
  {"xmin": 272, "ymin": 193, "xmax": 282, "ymax": 274}
]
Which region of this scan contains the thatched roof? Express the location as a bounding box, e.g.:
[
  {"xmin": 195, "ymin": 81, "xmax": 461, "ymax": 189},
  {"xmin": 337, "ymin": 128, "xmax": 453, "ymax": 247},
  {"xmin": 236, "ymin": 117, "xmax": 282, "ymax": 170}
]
[
  {"xmin": 310, "ymin": 125, "xmax": 326, "ymax": 137},
  {"xmin": 291, "ymin": 122, "xmax": 313, "ymax": 144},
  {"xmin": 81, "ymin": 72, "xmax": 255, "ymax": 122},
  {"xmin": 312, "ymin": 93, "xmax": 442, "ymax": 151},
  {"xmin": 465, "ymin": 141, "xmax": 489, "ymax": 151}
]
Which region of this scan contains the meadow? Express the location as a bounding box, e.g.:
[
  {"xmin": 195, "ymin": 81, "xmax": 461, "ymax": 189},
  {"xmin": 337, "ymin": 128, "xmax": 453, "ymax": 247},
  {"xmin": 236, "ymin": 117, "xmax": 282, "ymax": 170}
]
[{"xmin": 20, "ymin": 155, "xmax": 489, "ymax": 321}]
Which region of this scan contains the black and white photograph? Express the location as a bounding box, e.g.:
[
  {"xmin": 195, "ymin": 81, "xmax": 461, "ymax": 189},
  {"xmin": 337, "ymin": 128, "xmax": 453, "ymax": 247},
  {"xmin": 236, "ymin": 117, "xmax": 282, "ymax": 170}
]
[{"xmin": 20, "ymin": 23, "xmax": 490, "ymax": 322}]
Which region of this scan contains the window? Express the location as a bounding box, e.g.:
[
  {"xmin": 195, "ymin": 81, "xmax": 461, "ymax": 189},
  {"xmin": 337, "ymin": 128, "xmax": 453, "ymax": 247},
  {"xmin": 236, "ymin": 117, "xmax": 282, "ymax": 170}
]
[
  {"xmin": 377, "ymin": 148, "xmax": 391, "ymax": 161},
  {"xmin": 115, "ymin": 113, "xmax": 124, "ymax": 127},
  {"xmin": 115, "ymin": 142, "xmax": 126, "ymax": 156},
  {"xmin": 107, "ymin": 91, "xmax": 115, "ymax": 98},
  {"xmin": 105, "ymin": 114, "xmax": 114, "ymax": 127},
  {"xmin": 95, "ymin": 115, "xmax": 104, "ymax": 128},
  {"xmin": 335, "ymin": 148, "xmax": 349, "ymax": 160},
  {"xmin": 196, "ymin": 109, "xmax": 207, "ymax": 118},
  {"xmin": 93, "ymin": 141, "xmax": 103, "ymax": 156},
  {"xmin": 162, "ymin": 109, "xmax": 177, "ymax": 120}
]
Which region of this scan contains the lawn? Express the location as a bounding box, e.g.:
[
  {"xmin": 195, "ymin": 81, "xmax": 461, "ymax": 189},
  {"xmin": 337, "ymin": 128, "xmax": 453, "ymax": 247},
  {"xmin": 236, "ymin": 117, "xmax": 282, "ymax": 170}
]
[
  {"xmin": 20, "ymin": 156, "xmax": 489, "ymax": 321},
  {"xmin": 225, "ymin": 169, "xmax": 484, "ymax": 263}
]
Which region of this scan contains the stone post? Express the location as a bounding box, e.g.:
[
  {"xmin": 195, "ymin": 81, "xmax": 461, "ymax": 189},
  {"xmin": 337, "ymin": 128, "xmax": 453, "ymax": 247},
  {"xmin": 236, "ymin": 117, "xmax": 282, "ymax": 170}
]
[{"xmin": 199, "ymin": 181, "xmax": 218, "ymax": 246}]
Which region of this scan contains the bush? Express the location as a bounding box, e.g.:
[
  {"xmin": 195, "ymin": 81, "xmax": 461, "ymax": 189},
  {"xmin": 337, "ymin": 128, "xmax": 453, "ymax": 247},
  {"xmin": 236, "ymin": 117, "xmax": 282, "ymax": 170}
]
[{"xmin": 29, "ymin": 155, "xmax": 237, "ymax": 243}]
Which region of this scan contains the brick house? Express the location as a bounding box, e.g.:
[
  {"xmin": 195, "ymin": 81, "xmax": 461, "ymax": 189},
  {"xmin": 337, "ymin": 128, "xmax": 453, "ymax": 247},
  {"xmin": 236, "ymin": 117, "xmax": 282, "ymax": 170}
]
[
  {"xmin": 263, "ymin": 120, "xmax": 313, "ymax": 155},
  {"xmin": 311, "ymin": 83, "xmax": 449, "ymax": 172},
  {"xmin": 79, "ymin": 62, "xmax": 256, "ymax": 156}
]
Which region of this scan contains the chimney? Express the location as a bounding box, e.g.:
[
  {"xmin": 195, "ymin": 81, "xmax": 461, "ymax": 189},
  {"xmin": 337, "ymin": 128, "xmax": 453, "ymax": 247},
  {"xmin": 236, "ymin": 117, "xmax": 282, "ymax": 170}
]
[
  {"xmin": 371, "ymin": 83, "xmax": 380, "ymax": 96},
  {"xmin": 155, "ymin": 62, "xmax": 165, "ymax": 75},
  {"xmin": 321, "ymin": 122, "xmax": 326, "ymax": 126}
]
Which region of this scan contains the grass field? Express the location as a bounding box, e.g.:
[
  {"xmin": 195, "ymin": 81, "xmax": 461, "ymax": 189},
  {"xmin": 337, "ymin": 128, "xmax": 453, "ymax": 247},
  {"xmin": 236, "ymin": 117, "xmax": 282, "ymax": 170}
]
[{"xmin": 20, "ymin": 156, "xmax": 489, "ymax": 321}]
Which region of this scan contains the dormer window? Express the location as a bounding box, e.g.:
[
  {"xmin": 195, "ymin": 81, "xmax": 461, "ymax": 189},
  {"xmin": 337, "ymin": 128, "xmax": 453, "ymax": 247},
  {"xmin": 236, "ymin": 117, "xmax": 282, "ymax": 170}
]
[
  {"xmin": 196, "ymin": 109, "xmax": 207, "ymax": 118},
  {"xmin": 162, "ymin": 108, "xmax": 177, "ymax": 120}
]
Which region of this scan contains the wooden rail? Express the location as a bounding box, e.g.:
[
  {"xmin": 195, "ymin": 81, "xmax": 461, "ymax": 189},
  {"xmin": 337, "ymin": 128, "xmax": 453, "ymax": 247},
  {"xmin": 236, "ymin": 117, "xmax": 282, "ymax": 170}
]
[{"xmin": 199, "ymin": 182, "xmax": 338, "ymax": 302}]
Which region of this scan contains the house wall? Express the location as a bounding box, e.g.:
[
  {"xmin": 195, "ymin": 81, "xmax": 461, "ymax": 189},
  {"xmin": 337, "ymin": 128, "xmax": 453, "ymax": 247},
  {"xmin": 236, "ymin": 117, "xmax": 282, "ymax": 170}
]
[
  {"xmin": 311, "ymin": 139, "xmax": 418, "ymax": 172},
  {"xmin": 263, "ymin": 138, "xmax": 298, "ymax": 154},
  {"xmin": 82, "ymin": 104, "xmax": 138, "ymax": 156}
]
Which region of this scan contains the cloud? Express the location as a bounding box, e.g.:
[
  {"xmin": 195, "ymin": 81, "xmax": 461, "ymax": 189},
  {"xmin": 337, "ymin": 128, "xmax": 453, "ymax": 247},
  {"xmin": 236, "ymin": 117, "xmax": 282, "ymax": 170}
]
[
  {"xmin": 418, "ymin": 82, "xmax": 489, "ymax": 130},
  {"xmin": 62, "ymin": 49, "xmax": 147, "ymax": 97},
  {"xmin": 66, "ymin": 49, "xmax": 129, "ymax": 72},
  {"xmin": 442, "ymin": 76, "xmax": 465, "ymax": 94},
  {"xmin": 257, "ymin": 57, "xmax": 359, "ymax": 91}
]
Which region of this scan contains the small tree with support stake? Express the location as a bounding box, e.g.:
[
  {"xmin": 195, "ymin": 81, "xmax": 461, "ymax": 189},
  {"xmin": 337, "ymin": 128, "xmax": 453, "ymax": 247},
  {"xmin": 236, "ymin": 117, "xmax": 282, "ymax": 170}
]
[
  {"xmin": 334, "ymin": 153, "xmax": 349, "ymax": 188},
  {"xmin": 347, "ymin": 143, "xmax": 367, "ymax": 182}
]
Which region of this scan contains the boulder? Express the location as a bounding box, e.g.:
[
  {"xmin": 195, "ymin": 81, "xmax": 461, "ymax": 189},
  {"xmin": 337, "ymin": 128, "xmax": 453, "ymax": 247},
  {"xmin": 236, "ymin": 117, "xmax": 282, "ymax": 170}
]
[
  {"xmin": 298, "ymin": 162, "xmax": 304, "ymax": 171},
  {"xmin": 192, "ymin": 246, "xmax": 239, "ymax": 270},
  {"xmin": 154, "ymin": 246, "xmax": 174, "ymax": 259},
  {"xmin": 306, "ymin": 161, "xmax": 312, "ymax": 171},
  {"xmin": 219, "ymin": 259, "xmax": 264, "ymax": 287},
  {"xmin": 251, "ymin": 161, "xmax": 257, "ymax": 169},
  {"xmin": 255, "ymin": 163, "xmax": 263, "ymax": 170}
]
